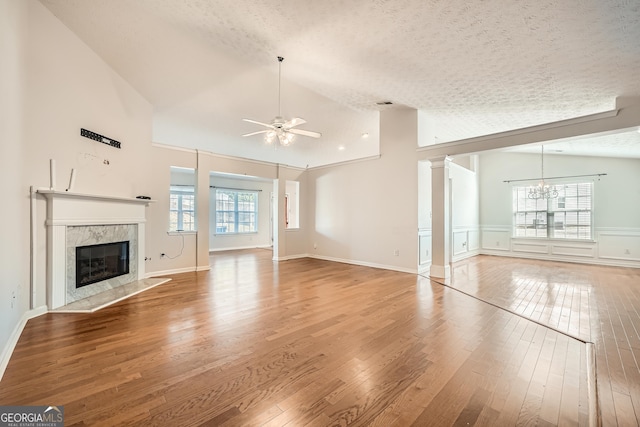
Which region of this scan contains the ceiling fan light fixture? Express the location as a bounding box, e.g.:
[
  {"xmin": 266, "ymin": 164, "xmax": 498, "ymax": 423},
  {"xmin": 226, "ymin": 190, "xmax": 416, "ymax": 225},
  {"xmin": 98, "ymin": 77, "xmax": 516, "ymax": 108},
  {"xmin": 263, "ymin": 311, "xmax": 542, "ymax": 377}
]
[
  {"xmin": 279, "ymin": 131, "xmax": 295, "ymax": 146},
  {"xmin": 242, "ymin": 56, "xmax": 321, "ymax": 146},
  {"xmin": 265, "ymin": 130, "xmax": 276, "ymax": 144}
]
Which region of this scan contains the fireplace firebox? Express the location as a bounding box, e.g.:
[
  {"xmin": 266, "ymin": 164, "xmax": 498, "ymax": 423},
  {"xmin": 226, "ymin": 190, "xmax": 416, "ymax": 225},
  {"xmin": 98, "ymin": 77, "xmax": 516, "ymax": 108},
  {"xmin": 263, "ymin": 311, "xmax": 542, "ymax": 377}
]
[{"xmin": 76, "ymin": 241, "xmax": 130, "ymax": 288}]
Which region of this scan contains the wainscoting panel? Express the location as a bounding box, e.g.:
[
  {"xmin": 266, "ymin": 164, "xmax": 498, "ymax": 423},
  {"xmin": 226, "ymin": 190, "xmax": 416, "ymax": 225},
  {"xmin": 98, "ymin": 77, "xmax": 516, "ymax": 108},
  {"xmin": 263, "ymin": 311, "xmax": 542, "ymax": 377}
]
[
  {"xmin": 453, "ymin": 231, "xmax": 468, "ymax": 256},
  {"xmin": 418, "ymin": 231, "xmax": 432, "ymax": 266},
  {"xmin": 481, "ymin": 229, "xmax": 510, "ymax": 251},
  {"xmin": 479, "ymin": 226, "xmax": 640, "ymax": 268},
  {"xmin": 512, "ymin": 241, "xmax": 550, "ymax": 255},
  {"xmin": 598, "ymin": 231, "xmax": 640, "ymax": 262},
  {"xmin": 452, "ymin": 228, "xmax": 480, "ymax": 262},
  {"xmin": 551, "ymin": 244, "xmax": 595, "ymax": 258},
  {"xmin": 468, "ymin": 230, "xmax": 480, "ymax": 251}
]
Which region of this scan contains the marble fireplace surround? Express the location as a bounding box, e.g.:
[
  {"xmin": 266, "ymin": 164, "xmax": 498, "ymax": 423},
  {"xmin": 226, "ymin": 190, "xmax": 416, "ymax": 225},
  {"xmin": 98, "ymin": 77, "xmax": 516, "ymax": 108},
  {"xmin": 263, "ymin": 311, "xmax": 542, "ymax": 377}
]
[{"xmin": 39, "ymin": 190, "xmax": 152, "ymax": 310}]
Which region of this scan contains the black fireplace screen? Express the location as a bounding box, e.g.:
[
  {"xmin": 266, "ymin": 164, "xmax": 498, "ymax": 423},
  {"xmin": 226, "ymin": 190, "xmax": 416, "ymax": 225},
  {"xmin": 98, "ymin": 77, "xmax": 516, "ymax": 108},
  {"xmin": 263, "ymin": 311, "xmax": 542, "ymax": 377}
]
[{"xmin": 76, "ymin": 241, "xmax": 129, "ymax": 288}]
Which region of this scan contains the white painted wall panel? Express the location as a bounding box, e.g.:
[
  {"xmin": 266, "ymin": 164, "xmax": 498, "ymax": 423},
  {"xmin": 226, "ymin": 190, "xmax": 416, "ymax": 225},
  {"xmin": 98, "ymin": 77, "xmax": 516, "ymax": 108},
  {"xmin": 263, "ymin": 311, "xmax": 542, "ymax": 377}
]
[
  {"xmin": 481, "ymin": 230, "xmax": 511, "ymax": 251},
  {"xmin": 598, "ymin": 232, "xmax": 640, "ymax": 262},
  {"xmin": 551, "ymin": 244, "xmax": 595, "ymax": 258}
]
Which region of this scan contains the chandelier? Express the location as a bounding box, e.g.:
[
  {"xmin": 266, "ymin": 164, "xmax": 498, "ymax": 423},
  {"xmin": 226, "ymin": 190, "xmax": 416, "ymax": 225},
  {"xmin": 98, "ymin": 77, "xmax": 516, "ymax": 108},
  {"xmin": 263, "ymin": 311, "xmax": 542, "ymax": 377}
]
[{"xmin": 528, "ymin": 145, "xmax": 558, "ymax": 199}]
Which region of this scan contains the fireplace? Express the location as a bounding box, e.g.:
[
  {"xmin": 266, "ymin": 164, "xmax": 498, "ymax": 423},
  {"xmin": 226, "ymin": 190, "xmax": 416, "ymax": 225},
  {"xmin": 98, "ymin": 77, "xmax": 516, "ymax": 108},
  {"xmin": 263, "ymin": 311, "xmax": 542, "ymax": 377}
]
[
  {"xmin": 76, "ymin": 241, "xmax": 130, "ymax": 288},
  {"xmin": 39, "ymin": 189, "xmax": 151, "ymax": 309}
]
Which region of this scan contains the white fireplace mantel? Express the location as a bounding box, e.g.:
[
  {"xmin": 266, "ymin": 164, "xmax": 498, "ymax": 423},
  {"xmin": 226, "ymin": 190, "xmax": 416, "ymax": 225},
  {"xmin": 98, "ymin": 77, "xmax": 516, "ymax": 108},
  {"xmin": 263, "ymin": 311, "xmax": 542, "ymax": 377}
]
[{"xmin": 38, "ymin": 189, "xmax": 153, "ymax": 309}]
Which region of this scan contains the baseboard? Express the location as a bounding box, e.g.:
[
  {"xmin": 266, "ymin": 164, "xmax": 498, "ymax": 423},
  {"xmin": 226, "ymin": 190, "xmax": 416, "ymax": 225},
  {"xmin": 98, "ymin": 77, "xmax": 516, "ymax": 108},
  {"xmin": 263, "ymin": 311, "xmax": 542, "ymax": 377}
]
[
  {"xmin": 479, "ymin": 250, "xmax": 640, "ymax": 269},
  {"xmin": 273, "ymin": 253, "xmax": 309, "ymax": 261},
  {"xmin": 0, "ymin": 305, "xmax": 48, "ymax": 382},
  {"xmin": 145, "ymin": 266, "xmax": 199, "ymax": 277},
  {"xmin": 308, "ymin": 254, "xmax": 418, "ymax": 274},
  {"xmin": 452, "ymin": 250, "xmax": 480, "ymax": 263},
  {"xmin": 209, "ymin": 245, "xmax": 272, "ymax": 252}
]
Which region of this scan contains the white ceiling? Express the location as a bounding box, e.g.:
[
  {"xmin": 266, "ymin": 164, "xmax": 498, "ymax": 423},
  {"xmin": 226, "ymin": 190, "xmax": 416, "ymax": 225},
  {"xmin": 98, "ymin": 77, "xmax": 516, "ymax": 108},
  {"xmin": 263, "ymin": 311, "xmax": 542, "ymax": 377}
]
[{"xmin": 40, "ymin": 0, "xmax": 640, "ymax": 166}]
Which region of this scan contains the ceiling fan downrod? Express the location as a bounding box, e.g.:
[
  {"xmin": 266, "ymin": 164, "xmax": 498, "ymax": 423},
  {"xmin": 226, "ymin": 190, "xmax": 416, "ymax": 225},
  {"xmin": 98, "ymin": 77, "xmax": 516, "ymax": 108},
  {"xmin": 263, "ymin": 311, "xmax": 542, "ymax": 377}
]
[{"xmin": 277, "ymin": 56, "xmax": 284, "ymax": 118}]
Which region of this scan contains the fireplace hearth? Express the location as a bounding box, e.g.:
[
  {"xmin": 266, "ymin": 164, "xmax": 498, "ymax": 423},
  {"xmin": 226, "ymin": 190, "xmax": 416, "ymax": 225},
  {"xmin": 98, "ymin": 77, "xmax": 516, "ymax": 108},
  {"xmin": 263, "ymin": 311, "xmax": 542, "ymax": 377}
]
[{"xmin": 76, "ymin": 241, "xmax": 130, "ymax": 288}]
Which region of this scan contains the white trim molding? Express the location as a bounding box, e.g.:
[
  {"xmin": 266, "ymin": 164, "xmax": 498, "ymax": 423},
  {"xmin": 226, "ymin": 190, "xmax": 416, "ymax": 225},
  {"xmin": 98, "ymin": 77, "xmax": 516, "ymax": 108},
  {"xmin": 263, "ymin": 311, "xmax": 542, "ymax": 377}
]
[
  {"xmin": 308, "ymin": 254, "xmax": 418, "ymax": 274},
  {"xmin": 0, "ymin": 306, "xmax": 47, "ymax": 382},
  {"xmin": 452, "ymin": 227, "xmax": 480, "ymax": 261},
  {"xmin": 418, "ymin": 229, "xmax": 432, "ymax": 267},
  {"xmin": 479, "ymin": 225, "xmax": 640, "ymax": 268}
]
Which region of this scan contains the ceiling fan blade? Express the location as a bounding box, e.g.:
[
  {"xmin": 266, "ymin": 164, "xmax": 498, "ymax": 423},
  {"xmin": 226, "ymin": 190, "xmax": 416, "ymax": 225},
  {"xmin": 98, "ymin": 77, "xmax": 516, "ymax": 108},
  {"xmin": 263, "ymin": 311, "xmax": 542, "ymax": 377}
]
[
  {"xmin": 242, "ymin": 130, "xmax": 270, "ymax": 137},
  {"xmin": 242, "ymin": 118, "xmax": 274, "ymax": 128},
  {"xmin": 288, "ymin": 128, "xmax": 322, "ymax": 138},
  {"xmin": 286, "ymin": 117, "xmax": 307, "ymax": 128}
]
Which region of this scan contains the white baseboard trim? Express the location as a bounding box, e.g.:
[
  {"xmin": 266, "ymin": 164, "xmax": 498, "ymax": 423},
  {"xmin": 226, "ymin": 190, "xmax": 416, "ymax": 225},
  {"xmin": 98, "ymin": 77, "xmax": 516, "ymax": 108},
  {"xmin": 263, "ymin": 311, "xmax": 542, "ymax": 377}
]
[
  {"xmin": 452, "ymin": 250, "xmax": 480, "ymax": 263},
  {"xmin": 480, "ymin": 250, "xmax": 640, "ymax": 269},
  {"xmin": 145, "ymin": 266, "xmax": 198, "ymax": 277},
  {"xmin": 418, "ymin": 263, "xmax": 431, "ymax": 275},
  {"xmin": 273, "ymin": 254, "xmax": 309, "ymax": 261},
  {"xmin": 209, "ymin": 245, "xmax": 272, "ymax": 252},
  {"xmin": 0, "ymin": 305, "xmax": 47, "ymax": 382},
  {"xmin": 308, "ymin": 254, "xmax": 418, "ymax": 274}
]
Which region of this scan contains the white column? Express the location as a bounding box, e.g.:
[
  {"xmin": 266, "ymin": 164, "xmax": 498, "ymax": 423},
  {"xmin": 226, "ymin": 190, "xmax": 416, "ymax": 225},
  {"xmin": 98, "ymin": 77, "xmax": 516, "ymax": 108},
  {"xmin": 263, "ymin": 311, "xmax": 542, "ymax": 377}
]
[
  {"xmin": 430, "ymin": 156, "xmax": 451, "ymax": 280},
  {"xmin": 272, "ymin": 176, "xmax": 286, "ymax": 261}
]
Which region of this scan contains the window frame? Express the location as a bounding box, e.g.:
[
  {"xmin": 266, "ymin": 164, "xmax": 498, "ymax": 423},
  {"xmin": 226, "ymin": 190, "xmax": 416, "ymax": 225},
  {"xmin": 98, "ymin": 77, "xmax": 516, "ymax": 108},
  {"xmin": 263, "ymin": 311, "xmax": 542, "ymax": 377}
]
[
  {"xmin": 214, "ymin": 188, "xmax": 259, "ymax": 235},
  {"xmin": 512, "ymin": 181, "xmax": 594, "ymax": 241},
  {"xmin": 169, "ymin": 185, "xmax": 196, "ymax": 232}
]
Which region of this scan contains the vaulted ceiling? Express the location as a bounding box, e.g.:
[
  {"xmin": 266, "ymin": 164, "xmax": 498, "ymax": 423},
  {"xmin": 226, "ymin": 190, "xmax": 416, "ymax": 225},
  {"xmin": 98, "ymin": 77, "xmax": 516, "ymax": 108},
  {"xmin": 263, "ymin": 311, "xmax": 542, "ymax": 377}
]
[{"xmin": 40, "ymin": 0, "xmax": 640, "ymax": 167}]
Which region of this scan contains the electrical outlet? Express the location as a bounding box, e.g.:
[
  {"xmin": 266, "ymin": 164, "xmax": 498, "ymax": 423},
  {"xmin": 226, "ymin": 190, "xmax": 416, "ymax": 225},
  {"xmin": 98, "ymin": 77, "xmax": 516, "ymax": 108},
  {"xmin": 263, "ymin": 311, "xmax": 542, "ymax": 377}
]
[
  {"xmin": 394, "ymin": 249, "xmax": 400, "ymax": 256},
  {"xmin": 625, "ymin": 249, "xmax": 631, "ymax": 255},
  {"xmin": 11, "ymin": 291, "xmax": 16, "ymax": 309},
  {"xmin": 313, "ymin": 243, "xmax": 317, "ymax": 249},
  {"xmin": 496, "ymin": 241, "xmax": 500, "ymax": 247}
]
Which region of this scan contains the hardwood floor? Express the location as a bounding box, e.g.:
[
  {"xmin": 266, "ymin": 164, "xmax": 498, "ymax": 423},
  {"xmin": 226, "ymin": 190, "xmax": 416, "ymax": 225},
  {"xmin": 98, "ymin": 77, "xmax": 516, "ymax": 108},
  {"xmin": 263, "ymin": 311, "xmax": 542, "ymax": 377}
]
[
  {"xmin": 445, "ymin": 255, "xmax": 640, "ymax": 426},
  {"xmin": 3, "ymin": 250, "xmax": 637, "ymax": 425}
]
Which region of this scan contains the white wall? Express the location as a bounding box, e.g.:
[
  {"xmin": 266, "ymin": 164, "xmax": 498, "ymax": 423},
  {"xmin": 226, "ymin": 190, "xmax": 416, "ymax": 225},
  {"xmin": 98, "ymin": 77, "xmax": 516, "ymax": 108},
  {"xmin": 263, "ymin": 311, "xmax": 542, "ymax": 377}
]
[
  {"xmin": 145, "ymin": 147, "xmax": 198, "ymax": 275},
  {"xmin": 450, "ymin": 157, "xmax": 480, "ymax": 260},
  {"xmin": 479, "ymin": 151, "xmax": 640, "ymax": 267},
  {"xmin": 0, "ymin": 0, "xmax": 29, "ymax": 376},
  {"xmin": 209, "ymin": 175, "xmax": 273, "ymax": 251},
  {"xmin": 307, "ymin": 109, "xmax": 419, "ymax": 273}
]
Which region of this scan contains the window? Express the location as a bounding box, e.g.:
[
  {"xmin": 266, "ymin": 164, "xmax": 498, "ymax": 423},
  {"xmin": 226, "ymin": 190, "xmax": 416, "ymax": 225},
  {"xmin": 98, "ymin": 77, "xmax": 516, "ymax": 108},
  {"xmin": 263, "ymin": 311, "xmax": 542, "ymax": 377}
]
[
  {"xmin": 215, "ymin": 189, "xmax": 258, "ymax": 234},
  {"xmin": 170, "ymin": 185, "xmax": 196, "ymax": 232},
  {"xmin": 513, "ymin": 182, "xmax": 593, "ymax": 240}
]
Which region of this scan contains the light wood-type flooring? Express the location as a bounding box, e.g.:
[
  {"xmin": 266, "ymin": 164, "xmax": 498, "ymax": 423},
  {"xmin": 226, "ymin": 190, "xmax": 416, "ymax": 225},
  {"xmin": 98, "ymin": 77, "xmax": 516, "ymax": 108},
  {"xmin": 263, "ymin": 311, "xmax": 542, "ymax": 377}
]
[
  {"xmin": 0, "ymin": 251, "xmax": 637, "ymax": 425},
  {"xmin": 444, "ymin": 255, "xmax": 640, "ymax": 426}
]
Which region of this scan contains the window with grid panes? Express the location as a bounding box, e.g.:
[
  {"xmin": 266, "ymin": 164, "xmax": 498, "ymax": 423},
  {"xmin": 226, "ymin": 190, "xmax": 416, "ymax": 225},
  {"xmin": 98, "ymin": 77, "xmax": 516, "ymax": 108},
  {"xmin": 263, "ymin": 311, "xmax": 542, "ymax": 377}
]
[
  {"xmin": 169, "ymin": 185, "xmax": 195, "ymax": 231},
  {"xmin": 513, "ymin": 182, "xmax": 593, "ymax": 240},
  {"xmin": 215, "ymin": 189, "xmax": 258, "ymax": 234}
]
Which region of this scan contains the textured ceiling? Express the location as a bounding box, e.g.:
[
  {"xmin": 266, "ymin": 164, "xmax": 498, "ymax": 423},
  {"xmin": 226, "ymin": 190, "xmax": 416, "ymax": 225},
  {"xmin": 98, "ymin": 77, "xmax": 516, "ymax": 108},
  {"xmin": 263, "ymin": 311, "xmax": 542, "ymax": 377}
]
[{"xmin": 39, "ymin": 0, "xmax": 640, "ymax": 166}]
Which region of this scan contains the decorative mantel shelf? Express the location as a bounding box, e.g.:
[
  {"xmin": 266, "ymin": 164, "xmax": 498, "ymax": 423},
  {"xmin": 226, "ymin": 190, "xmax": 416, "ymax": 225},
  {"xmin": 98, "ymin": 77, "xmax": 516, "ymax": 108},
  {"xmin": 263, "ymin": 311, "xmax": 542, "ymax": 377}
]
[{"xmin": 37, "ymin": 189, "xmax": 156, "ymax": 204}]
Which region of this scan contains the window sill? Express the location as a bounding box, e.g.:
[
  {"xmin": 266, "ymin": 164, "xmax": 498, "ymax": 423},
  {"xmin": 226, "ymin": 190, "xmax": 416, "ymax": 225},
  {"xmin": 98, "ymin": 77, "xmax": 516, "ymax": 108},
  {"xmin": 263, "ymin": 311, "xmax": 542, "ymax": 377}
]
[{"xmin": 167, "ymin": 230, "xmax": 197, "ymax": 235}]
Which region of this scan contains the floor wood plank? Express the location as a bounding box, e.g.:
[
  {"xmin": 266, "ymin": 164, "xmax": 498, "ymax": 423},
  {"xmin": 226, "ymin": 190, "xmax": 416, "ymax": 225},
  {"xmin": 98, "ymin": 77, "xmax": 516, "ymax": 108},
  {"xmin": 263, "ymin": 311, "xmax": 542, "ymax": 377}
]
[{"xmin": 3, "ymin": 251, "xmax": 636, "ymax": 425}]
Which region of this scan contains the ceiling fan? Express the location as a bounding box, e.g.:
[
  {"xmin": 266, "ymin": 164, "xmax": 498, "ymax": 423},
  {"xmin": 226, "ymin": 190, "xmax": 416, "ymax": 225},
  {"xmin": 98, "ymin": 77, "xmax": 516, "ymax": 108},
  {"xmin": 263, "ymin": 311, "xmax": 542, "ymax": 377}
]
[{"xmin": 242, "ymin": 56, "xmax": 321, "ymax": 146}]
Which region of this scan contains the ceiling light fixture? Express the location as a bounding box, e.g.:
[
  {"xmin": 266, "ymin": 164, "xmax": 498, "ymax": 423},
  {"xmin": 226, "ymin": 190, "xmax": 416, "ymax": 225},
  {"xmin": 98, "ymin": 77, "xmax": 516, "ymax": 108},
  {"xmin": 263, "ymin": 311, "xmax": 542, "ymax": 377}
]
[
  {"xmin": 528, "ymin": 145, "xmax": 558, "ymax": 199},
  {"xmin": 242, "ymin": 57, "xmax": 321, "ymax": 146},
  {"xmin": 361, "ymin": 133, "xmax": 369, "ymax": 139}
]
